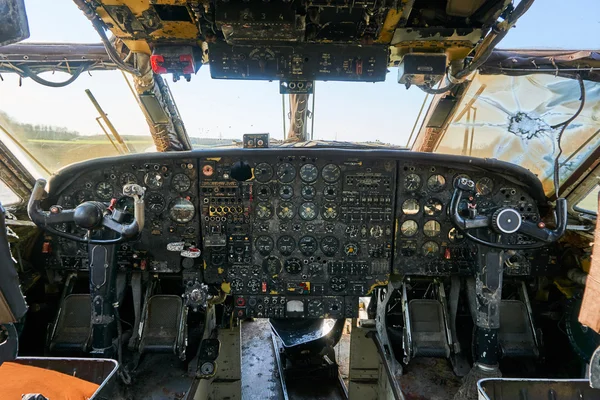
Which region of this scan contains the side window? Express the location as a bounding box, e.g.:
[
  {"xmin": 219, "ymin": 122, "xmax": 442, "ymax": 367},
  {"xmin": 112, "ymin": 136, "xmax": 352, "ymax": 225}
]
[
  {"xmin": 0, "ymin": 180, "xmax": 21, "ymax": 206},
  {"xmin": 575, "ymin": 184, "xmax": 599, "ymax": 215}
]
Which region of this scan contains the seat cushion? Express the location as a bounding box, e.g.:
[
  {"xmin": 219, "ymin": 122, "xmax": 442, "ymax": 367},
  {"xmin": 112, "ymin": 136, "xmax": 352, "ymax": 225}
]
[{"xmin": 0, "ymin": 361, "xmax": 99, "ymax": 399}]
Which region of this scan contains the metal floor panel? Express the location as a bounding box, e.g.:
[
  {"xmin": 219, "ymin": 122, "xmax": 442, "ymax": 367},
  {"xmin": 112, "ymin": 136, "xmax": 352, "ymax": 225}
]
[{"xmin": 241, "ymin": 319, "xmax": 284, "ymax": 400}]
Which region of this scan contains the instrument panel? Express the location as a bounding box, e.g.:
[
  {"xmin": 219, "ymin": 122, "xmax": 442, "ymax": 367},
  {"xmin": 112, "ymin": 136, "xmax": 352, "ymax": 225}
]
[{"xmin": 42, "ymin": 149, "xmax": 554, "ymax": 318}]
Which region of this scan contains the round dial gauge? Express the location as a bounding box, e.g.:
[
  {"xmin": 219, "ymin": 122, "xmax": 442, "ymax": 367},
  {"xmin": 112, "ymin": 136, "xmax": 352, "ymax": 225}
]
[
  {"xmin": 402, "ymin": 199, "xmax": 420, "ymax": 215},
  {"xmin": 321, "ymin": 236, "xmax": 339, "ymax": 256},
  {"xmin": 230, "ymin": 279, "xmax": 244, "ymax": 293},
  {"xmin": 300, "ymin": 164, "xmax": 319, "ymax": 183},
  {"xmin": 255, "ymin": 163, "xmax": 274, "ymax": 183},
  {"xmin": 308, "ymin": 299, "xmax": 324, "ymax": 317},
  {"xmin": 448, "ymin": 227, "xmax": 465, "ymax": 242},
  {"xmin": 424, "ymin": 199, "xmax": 443, "ymax": 216},
  {"xmin": 247, "ymin": 279, "xmax": 261, "ymax": 294},
  {"xmin": 404, "ymin": 173, "xmax": 421, "ymax": 191},
  {"xmin": 279, "ymin": 185, "xmax": 294, "ymax": 200},
  {"xmin": 344, "ymin": 243, "xmax": 359, "ymax": 256},
  {"xmin": 330, "ymin": 276, "xmax": 348, "ymax": 292},
  {"xmin": 255, "ymin": 235, "xmax": 274, "ymax": 255},
  {"xmin": 171, "ymin": 173, "xmax": 191, "ymax": 192},
  {"xmin": 454, "ymin": 174, "xmax": 471, "ymax": 186},
  {"xmin": 256, "ymin": 185, "xmax": 272, "ymax": 200},
  {"xmin": 146, "ymin": 193, "xmax": 166, "ymax": 213},
  {"xmin": 299, "ymin": 202, "xmax": 318, "ymax": 220},
  {"xmin": 301, "ymin": 185, "xmax": 316, "ymax": 199},
  {"xmin": 169, "ymin": 197, "xmax": 195, "ymax": 223},
  {"xmin": 427, "ymin": 174, "xmax": 446, "ymax": 192},
  {"xmin": 285, "ymin": 258, "xmax": 303, "ymax": 274},
  {"xmin": 299, "ymin": 236, "xmax": 318, "ymax": 256},
  {"xmin": 277, "ymin": 202, "xmax": 295, "ymax": 220},
  {"xmin": 95, "ymin": 182, "xmax": 113, "ymax": 200},
  {"xmin": 423, "ymin": 220, "xmax": 441, "ymax": 237},
  {"xmin": 322, "ymin": 164, "xmax": 341, "ymax": 183},
  {"xmin": 401, "ymin": 220, "xmax": 418, "ymax": 237},
  {"xmin": 401, "ymin": 241, "xmax": 417, "ymax": 257},
  {"xmin": 75, "ymin": 190, "xmax": 93, "ymax": 204},
  {"xmin": 256, "ymin": 202, "xmax": 273, "ymax": 219},
  {"xmin": 262, "ymin": 256, "xmax": 282, "ymax": 276},
  {"xmin": 277, "ymin": 235, "xmax": 296, "ymax": 256},
  {"xmin": 120, "ymin": 172, "xmax": 137, "ymax": 185},
  {"xmin": 277, "ymin": 163, "xmax": 296, "ymax": 183},
  {"xmin": 116, "ymin": 197, "xmax": 134, "ymax": 223},
  {"xmin": 422, "ymin": 241, "xmax": 440, "ymax": 257},
  {"xmin": 322, "ymin": 203, "xmax": 338, "ymax": 220},
  {"xmin": 476, "ymin": 177, "xmax": 494, "ymax": 196},
  {"xmin": 324, "ymin": 185, "xmax": 338, "ymax": 199},
  {"xmin": 144, "ymin": 172, "xmax": 163, "ymax": 189}
]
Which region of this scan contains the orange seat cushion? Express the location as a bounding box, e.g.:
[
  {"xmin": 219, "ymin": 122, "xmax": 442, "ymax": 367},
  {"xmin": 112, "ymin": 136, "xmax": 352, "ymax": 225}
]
[{"xmin": 0, "ymin": 362, "xmax": 100, "ymax": 400}]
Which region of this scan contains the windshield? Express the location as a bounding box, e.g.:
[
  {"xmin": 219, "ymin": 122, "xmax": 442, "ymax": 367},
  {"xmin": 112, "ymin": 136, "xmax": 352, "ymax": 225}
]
[
  {"xmin": 0, "ymin": 0, "xmax": 597, "ymax": 183},
  {"xmin": 431, "ymin": 73, "xmax": 600, "ymax": 194}
]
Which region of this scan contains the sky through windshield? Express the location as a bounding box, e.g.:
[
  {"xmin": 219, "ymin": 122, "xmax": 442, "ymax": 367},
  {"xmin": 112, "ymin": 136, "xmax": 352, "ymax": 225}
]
[{"xmin": 0, "ymin": 0, "xmax": 598, "ymax": 178}]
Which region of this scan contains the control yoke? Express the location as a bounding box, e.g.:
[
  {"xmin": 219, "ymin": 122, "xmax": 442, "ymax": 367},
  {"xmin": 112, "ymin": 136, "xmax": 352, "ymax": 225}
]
[
  {"xmin": 28, "ymin": 179, "xmax": 145, "ymax": 244},
  {"xmin": 450, "ymin": 177, "xmax": 567, "ymax": 249}
]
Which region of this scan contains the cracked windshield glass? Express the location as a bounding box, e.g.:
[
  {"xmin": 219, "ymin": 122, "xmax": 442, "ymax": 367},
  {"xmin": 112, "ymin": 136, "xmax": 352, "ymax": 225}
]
[{"xmin": 0, "ymin": 0, "xmax": 598, "ymax": 198}]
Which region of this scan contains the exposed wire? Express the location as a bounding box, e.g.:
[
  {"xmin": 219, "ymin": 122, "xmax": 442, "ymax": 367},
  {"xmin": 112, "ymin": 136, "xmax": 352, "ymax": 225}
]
[
  {"xmin": 19, "ymin": 65, "xmax": 87, "ymax": 88},
  {"xmin": 417, "ymin": 0, "xmax": 535, "ymax": 94},
  {"xmin": 553, "ymin": 74, "xmax": 586, "ymax": 199}
]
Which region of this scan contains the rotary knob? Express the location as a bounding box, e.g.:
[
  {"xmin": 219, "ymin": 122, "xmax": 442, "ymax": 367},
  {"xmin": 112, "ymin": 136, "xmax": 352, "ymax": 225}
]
[{"xmin": 492, "ymin": 208, "xmax": 522, "ymax": 234}]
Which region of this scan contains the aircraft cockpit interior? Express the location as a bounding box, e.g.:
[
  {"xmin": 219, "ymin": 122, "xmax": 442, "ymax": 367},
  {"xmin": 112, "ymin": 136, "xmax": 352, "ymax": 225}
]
[{"xmin": 0, "ymin": 1, "xmax": 599, "ymax": 399}]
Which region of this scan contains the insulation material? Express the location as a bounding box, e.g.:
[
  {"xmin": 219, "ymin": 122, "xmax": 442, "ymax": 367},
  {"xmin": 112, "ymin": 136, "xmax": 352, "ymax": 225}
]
[
  {"xmin": 578, "ymin": 191, "xmax": 600, "ymax": 333},
  {"xmin": 433, "ymin": 74, "xmax": 600, "ymax": 195}
]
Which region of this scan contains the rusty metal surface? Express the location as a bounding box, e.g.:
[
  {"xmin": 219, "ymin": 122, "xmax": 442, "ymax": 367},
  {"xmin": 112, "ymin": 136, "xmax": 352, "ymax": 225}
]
[
  {"xmin": 478, "ymin": 378, "xmax": 599, "ymax": 400},
  {"xmin": 399, "ymin": 358, "xmax": 462, "ymax": 400}
]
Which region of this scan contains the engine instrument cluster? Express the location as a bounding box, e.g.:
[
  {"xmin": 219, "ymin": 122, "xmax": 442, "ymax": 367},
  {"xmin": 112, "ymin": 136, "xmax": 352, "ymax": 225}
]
[{"xmin": 42, "ymin": 149, "xmax": 555, "ymax": 318}]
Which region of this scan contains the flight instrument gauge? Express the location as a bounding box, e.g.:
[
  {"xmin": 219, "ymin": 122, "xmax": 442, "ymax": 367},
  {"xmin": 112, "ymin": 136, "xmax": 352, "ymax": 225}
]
[
  {"xmin": 277, "ymin": 202, "xmax": 295, "ymax": 220},
  {"xmin": 401, "ymin": 220, "xmax": 418, "ymax": 237},
  {"xmin": 279, "ymin": 185, "xmax": 294, "ymax": 200},
  {"xmin": 299, "ymin": 202, "xmax": 318, "ymax": 220},
  {"xmin": 423, "ymin": 220, "xmax": 441, "ymax": 237},
  {"xmin": 75, "ymin": 190, "xmax": 93, "ymax": 204},
  {"xmin": 301, "ymin": 185, "xmax": 316, "ymax": 199},
  {"xmin": 285, "ymin": 258, "xmax": 303, "ymax": 274},
  {"xmin": 427, "ymin": 175, "xmax": 446, "ymax": 192},
  {"xmin": 422, "ymin": 241, "xmax": 439, "ymax": 257},
  {"xmin": 476, "ymin": 177, "xmax": 494, "ymax": 196},
  {"xmin": 147, "ymin": 193, "xmax": 166, "ymax": 212},
  {"xmin": 171, "ymin": 173, "xmax": 191, "ymax": 192},
  {"xmin": 344, "ymin": 243, "xmax": 359, "ymax": 256},
  {"xmin": 169, "ymin": 197, "xmax": 195, "ymax": 223},
  {"xmin": 424, "ymin": 199, "xmax": 443, "ymax": 216},
  {"xmin": 322, "ymin": 203, "xmax": 338, "ymax": 220},
  {"xmin": 402, "ymin": 199, "xmax": 420, "ymax": 215},
  {"xmin": 256, "ymin": 202, "xmax": 273, "ymax": 219},
  {"xmin": 255, "ymin": 163, "xmax": 274, "ymax": 182},
  {"xmin": 277, "ymin": 235, "xmax": 296, "ymax": 256},
  {"xmin": 255, "ymin": 236, "xmax": 274, "ymax": 255},
  {"xmin": 120, "ymin": 172, "xmax": 137, "ymax": 185},
  {"xmin": 300, "ymin": 164, "xmax": 319, "ymax": 183},
  {"xmin": 322, "ymin": 164, "xmax": 341, "ymax": 183},
  {"xmin": 299, "ymin": 236, "xmax": 318, "ymax": 256},
  {"xmin": 321, "ymin": 236, "xmax": 340, "ymax": 256},
  {"xmin": 404, "ymin": 173, "xmax": 421, "ymax": 191},
  {"xmin": 263, "ymin": 256, "xmax": 282, "ymax": 275},
  {"xmin": 95, "ymin": 182, "xmax": 113, "ymax": 200},
  {"xmin": 277, "ymin": 163, "xmax": 296, "ymax": 183},
  {"xmin": 144, "ymin": 172, "xmax": 163, "ymax": 189}
]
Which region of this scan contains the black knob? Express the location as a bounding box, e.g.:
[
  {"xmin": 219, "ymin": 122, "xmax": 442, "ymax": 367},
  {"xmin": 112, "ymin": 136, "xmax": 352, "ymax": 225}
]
[
  {"xmin": 492, "ymin": 208, "xmax": 522, "ymax": 234},
  {"xmin": 73, "ymin": 202, "xmax": 104, "ymax": 230},
  {"xmin": 230, "ymin": 161, "xmax": 252, "ymax": 181}
]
